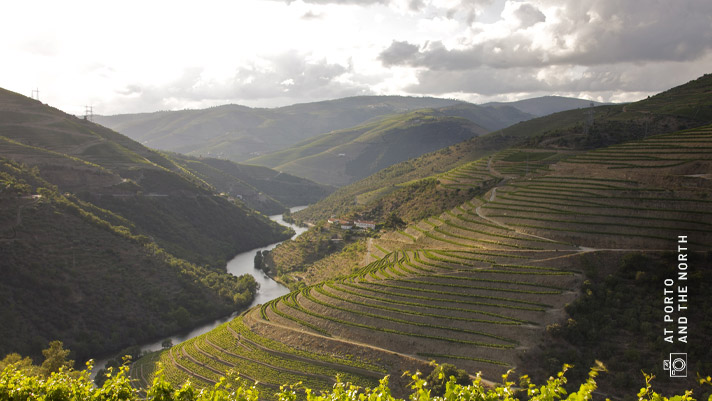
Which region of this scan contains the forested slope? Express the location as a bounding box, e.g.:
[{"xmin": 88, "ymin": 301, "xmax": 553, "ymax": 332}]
[{"xmin": 0, "ymin": 88, "xmax": 293, "ymax": 363}]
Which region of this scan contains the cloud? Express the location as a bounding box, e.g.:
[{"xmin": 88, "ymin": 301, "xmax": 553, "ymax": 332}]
[
  {"xmin": 538, "ymin": 0, "xmax": 712, "ymax": 66},
  {"xmin": 8, "ymin": 0, "xmax": 710, "ymax": 114},
  {"xmin": 513, "ymin": 3, "xmax": 545, "ymax": 28},
  {"xmin": 18, "ymin": 36, "xmax": 61, "ymax": 57},
  {"xmin": 380, "ymin": 35, "xmax": 543, "ymax": 70},
  {"xmin": 115, "ymin": 84, "xmax": 142, "ymax": 96},
  {"xmin": 403, "ymin": 55, "xmax": 712, "ymax": 98},
  {"xmin": 106, "ymin": 51, "xmax": 373, "ymax": 112},
  {"xmin": 444, "ymin": 0, "xmax": 495, "ymax": 25},
  {"xmin": 379, "ymin": 41, "xmax": 421, "ymax": 66},
  {"xmin": 380, "ymin": 0, "xmax": 712, "ymax": 71},
  {"xmin": 269, "ymin": 0, "xmax": 388, "ymax": 4},
  {"xmin": 408, "ymin": 0, "xmax": 425, "ymax": 11},
  {"xmin": 301, "ymin": 10, "xmax": 322, "ymax": 19}
]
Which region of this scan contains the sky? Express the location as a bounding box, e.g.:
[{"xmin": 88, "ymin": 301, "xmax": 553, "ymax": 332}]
[{"xmin": 2, "ymin": 0, "xmax": 711, "ymax": 116}]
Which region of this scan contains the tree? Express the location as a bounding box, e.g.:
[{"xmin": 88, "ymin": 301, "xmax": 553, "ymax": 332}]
[
  {"xmin": 0, "ymin": 353, "xmax": 37, "ymax": 376},
  {"xmin": 384, "ymin": 212, "xmax": 406, "ymax": 230},
  {"xmin": 39, "ymin": 340, "xmax": 74, "ymax": 377},
  {"xmin": 254, "ymin": 250, "xmax": 264, "ymax": 270}
]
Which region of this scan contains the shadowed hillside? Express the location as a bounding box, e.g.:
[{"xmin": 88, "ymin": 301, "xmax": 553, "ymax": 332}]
[
  {"xmin": 483, "ymin": 96, "xmax": 609, "ymax": 117},
  {"xmin": 248, "ymin": 110, "xmax": 489, "ymax": 186},
  {"xmin": 0, "ymin": 88, "xmax": 294, "ymax": 363},
  {"xmin": 95, "ymin": 96, "xmax": 537, "ymax": 168},
  {"xmin": 168, "ymin": 154, "xmax": 334, "ymax": 214},
  {"xmin": 94, "ymin": 96, "xmax": 464, "ymax": 161}
]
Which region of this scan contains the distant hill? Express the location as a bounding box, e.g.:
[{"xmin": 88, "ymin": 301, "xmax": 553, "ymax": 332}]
[
  {"xmin": 0, "ymin": 88, "xmax": 295, "ymax": 363},
  {"xmin": 436, "ymin": 102, "xmax": 533, "ymax": 130},
  {"xmin": 247, "ymin": 110, "xmax": 489, "ymax": 186},
  {"xmin": 169, "ymin": 154, "xmax": 334, "ymax": 214},
  {"xmin": 484, "ymin": 96, "xmax": 610, "ymax": 117},
  {"xmin": 94, "ymin": 96, "xmax": 464, "ymax": 161},
  {"xmin": 295, "ymin": 73, "xmax": 712, "ymax": 223}
]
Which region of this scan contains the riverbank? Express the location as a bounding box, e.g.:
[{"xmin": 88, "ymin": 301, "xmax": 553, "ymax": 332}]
[{"xmin": 90, "ymin": 206, "xmax": 308, "ymax": 380}]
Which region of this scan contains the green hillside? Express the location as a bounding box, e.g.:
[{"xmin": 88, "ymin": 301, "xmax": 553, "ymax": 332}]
[
  {"xmin": 0, "ymin": 88, "xmax": 295, "ymax": 363},
  {"xmin": 436, "ymin": 102, "xmax": 533, "ymax": 129},
  {"xmin": 94, "ymin": 96, "xmax": 536, "ymax": 165},
  {"xmin": 247, "ymin": 110, "xmax": 489, "ymax": 186},
  {"xmin": 135, "ymin": 123, "xmax": 712, "ymax": 399},
  {"xmin": 294, "ymin": 74, "xmax": 712, "ymax": 223},
  {"xmin": 483, "ymin": 96, "xmax": 609, "ymax": 117},
  {"xmin": 168, "ymin": 154, "xmax": 334, "ymax": 214},
  {"xmin": 0, "ymin": 158, "xmax": 259, "ymax": 363},
  {"xmin": 94, "ymin": 96, "xmax": 464, "ymax": 161},
  {"xmin": 129, "ymin": 75, "xmax": 712, "ymax": 400}
]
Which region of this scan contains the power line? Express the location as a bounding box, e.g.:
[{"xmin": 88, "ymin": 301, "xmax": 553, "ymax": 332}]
[
  {"xmin": 84, "ymin": 105, "xmax": 94, "ymax": 121},
  {"xmin": 31, "ymin": 88, "xmax": 40, "ymax": 101}
]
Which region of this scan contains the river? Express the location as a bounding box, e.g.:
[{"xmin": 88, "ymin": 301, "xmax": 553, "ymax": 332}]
[{"xmin": 90, "ymin": 206, "xmax": 308, "ymax": 378}]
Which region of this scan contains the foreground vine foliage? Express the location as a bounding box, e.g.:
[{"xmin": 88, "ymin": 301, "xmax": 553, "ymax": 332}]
[{"xmin": 0, "ymin": 360, "xmax": 707, "ymax": 401}]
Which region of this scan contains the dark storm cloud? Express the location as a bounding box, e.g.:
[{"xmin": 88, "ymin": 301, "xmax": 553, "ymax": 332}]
[{"xmin": 380, "ymin": 0, "xmax": 712, "ymax": 70}]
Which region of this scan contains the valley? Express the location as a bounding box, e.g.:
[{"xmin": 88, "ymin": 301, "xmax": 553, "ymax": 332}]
[
  {"xmin": 90, "ymin": 206, "xmax": 307, "ymax": 380},
  {"xmin": 132, "ymin": 122, "xmax": 712, "ymax": 398},
  {"xmin": 5, "ymin": 2, "xmax": 712, "ymax": 400},
  {"xmin": 1, "ymin": 75, "xmax": 711, "ymax": 401},
  {"xmin": 0, "ymin": 88, "xmax": 317, "ymax": 364}
]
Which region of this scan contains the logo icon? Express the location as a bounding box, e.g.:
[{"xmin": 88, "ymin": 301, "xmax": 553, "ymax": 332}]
[{"xmin": 663, "ymin": 353, "xmax": 687, "ymax": 377}]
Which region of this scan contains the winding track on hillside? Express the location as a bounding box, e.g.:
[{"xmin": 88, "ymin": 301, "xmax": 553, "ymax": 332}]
[
  {"xmin": 224, "ymin": 324, "xmax": 383, "ymax": 379},
  {"xmin": 250, "ymin": 315, "xmax": 499, "ymax": 386}
]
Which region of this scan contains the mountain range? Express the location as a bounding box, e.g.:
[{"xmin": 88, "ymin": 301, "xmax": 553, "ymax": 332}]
[
  {"xmin": 95, "ymin": 95, "xmax": 607, "ymax": 186},
  {"xmin": 483, "ymin": 96, "xmax": 609, "ymax": 117},
  {"xmin": 93, "ymin": 95, "xmax": 601, "ymax": 169},
  {"xmin": 246, "ymin": 109, "xmax": 489, "ymax": 186},
  {"xmin": 94, "ymin": 96, "xmax": 467, "ymax": 161}
]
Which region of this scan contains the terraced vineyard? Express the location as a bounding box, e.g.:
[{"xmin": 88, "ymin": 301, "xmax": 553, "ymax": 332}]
[
  {"xmin": 479, "ymin": 128, "xmax": 712, "ymax": 249},
  {"xmin": 437, "ymin": 158, "xmax": 497, "ymax": 190},
  {"xmin": 146, "ymin": 317, "xmax": 385, "ymax": 393},
  {"xmin": 135, "ymin": 125, "xmax": 712, "ymax": 398},
  {"xmin": 562, "ymin": 128, "xmax": 712, "ymax": 169}
]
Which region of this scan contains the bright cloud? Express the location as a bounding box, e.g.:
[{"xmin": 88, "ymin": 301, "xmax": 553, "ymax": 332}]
[{"xmin": 1, "ymin": 0, "xmax": 710, "ymax": 115}]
